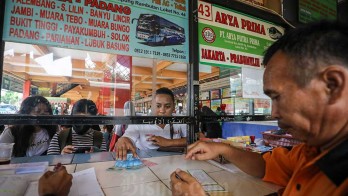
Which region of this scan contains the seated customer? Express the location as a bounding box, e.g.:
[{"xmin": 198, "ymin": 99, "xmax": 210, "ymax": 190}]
[
  {"xmin": 116, "ymin": 87, "xmax": 187, "ymax": 160},
  {"xmin": 47, "ymin": 99, "xmax": 106, "ymax": 154},
  {"xmin": 0, "ymin": 96, "xmax": 58, "ymax": 157}
]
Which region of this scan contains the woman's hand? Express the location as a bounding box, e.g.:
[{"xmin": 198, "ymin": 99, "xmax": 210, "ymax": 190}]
[{"xmin": 61, "ymin": 145, "xmax": 74, "ymax": 154}]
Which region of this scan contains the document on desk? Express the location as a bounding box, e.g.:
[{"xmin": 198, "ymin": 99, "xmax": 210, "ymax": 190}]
[
  {"xmin": 187, "ymin": 169, "xmax": 226, "ymax": 192},
  {"xmin": 25, "ymin": 168, "xmax": 104, "ymax": 196},
  {"xmin": 0, "ymin": 175, "xmax": 29, "ymax": 196}
]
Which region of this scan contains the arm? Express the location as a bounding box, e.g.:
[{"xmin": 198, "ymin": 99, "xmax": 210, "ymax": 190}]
[
  {"xmin": 186, "ymin": 141, "xmax": 266, "ymax": 178},
  {"xmin": 148, "ymin": 136, "xmax": 186, "ymax": 147}
]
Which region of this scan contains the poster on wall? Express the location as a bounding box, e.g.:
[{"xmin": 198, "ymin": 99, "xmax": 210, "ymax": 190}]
[
  {"xmin": 210, "ymin": 99, "xmax": 221, "ymax": 111},
  {"xmin": 221, "ymin": 87, "xmax": 231, "ymax": 98},
  {"xmin": 3, "ymin": 0, "xmax": 189, "ymax": 63},
  {"xmin": 254, "ymin": 98, "xmax": 271, "ymax": 114},
  {"xmin": 200, "ymin": 91, "xmax": 210, "ymax": 100},
  {"xmin": 201, "ymin": 100, "xmax": 211, "ymax": 108},
  {"xmin": 221, "ymin": 98, "xmax": 233, "ymax": 114},
  {"xmin": 210, "ymin": 89, "xmax": 220, "ymax": 99},
  {"xmin": 242, "ymin": 66, "xmax": 269, "ymax": 99},
  {"xmin": 197, "ymin": 0, "xmax": 284, "ymax": 68}
]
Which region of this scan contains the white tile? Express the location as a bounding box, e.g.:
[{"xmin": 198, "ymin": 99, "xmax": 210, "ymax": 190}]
[
  {"xmin": 75, "ymin": 161, "xmax": 159, "ymax": 188},
  {"xmin": 146, "ymin": 155, "xmax": 222, "ymax": 180},
  {"xmin": 103, "ymin": 181, "xmax": 171, "ymax": 196}
]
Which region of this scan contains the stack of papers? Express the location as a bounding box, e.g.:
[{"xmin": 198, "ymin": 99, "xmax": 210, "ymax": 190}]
[{"xmin": 0, "ymin": 162, "xmax": 48, "ymax": 175}]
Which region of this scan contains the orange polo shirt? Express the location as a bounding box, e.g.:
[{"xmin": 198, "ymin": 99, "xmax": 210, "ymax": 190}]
[{"xmin": 262, "ymin": 139, "xmax": 348, "ymax": 196}]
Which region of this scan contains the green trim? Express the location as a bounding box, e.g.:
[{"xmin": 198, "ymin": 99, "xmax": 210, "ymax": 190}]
[{"xmin": 200, "ymin": 61, "xmax": 241, "ymax": 69}]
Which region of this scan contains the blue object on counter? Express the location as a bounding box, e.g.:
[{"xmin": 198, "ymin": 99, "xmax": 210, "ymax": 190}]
[{"xmin": 114, "ymin": 153, "xmax": 143, "ymax": 169}]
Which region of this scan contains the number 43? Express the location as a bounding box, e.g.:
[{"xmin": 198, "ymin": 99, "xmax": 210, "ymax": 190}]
[{"xmin": 198, "ymin": 2, "xmax": 211, "ymax": 19}]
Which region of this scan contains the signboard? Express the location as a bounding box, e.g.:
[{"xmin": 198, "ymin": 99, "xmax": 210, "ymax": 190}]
[
  {"xmin": 299, "ymin": 0, "xmax": 337, "ymax": 23},
  {"xmin": 198, "ymin": 0, "xmax": 284, "ymax": 68},
  {"xmin": 200, "ymin": 91, "xmax": 210, "ymax": 100},
  {"xmin": 210, "ymin": 89, "xmax": 220, "ymax": 99},
  {"xmin": 242, "ymin": 66, "xmax": 269, "ymax": 99},
  {"xmin": 210, "ymin": 99, "xmax": 221, "ymax": 111},
  {"xmin": 3, "ymin": 0, "xmax": 189, "ymax": 63}
]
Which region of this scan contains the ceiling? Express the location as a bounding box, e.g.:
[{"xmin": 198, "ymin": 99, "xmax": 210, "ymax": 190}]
[{"xmin": 3, "ymin": 42, "xmax": 220, "ymax": 103}]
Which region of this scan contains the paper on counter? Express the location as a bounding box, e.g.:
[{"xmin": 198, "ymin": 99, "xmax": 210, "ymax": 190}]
[
  {"xmin": 25, "ymin": 167, "xmax": 104, "ymax": 196},
  {"xmin": 0, "ymin": 162, "xmax": 48, "ymax": 175},
  {"xmin": 69, "ymin": 168, "xmax": 104, "ymax": 196},
  {"xmin": 0, "ymin": 175, "xmax": 29, "ymax": 196}
]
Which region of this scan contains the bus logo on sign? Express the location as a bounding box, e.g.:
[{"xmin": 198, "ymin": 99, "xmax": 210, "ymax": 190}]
[{"xmin": 202, "ymin": 27, "xmax": 215, "ymax": 43}]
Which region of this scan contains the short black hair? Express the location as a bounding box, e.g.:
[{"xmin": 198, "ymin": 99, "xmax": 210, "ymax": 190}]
[
  {"xmin": 155, "ymin": 87, "xmax": 174, "ymax": 102},
  {"xmin": 71, "ymin": 99, "xmax": 98, "ymax": 115},
  {"xmin": 263, "ymin": 20, "xmax": 348, "ymax": 87}
]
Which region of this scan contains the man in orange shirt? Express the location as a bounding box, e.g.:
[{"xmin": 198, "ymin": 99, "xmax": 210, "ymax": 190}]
[{"xmin": 171, "ymin": 21, "xmax": 348, "ymax": 196}]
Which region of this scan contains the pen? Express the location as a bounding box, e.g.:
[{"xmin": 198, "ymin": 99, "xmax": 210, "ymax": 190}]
[
  {"xmin": 175, "ymin": 172, "xmax": 183, "ymax": 181},
  {"xmin": 53, "ymin": 162, "xmax": 62, "ymax": 172}
]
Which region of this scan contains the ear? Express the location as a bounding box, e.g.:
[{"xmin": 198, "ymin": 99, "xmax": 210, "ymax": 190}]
[{"xmin": 321, "ymin": 66, "xmax": 346, "ymax": 104}]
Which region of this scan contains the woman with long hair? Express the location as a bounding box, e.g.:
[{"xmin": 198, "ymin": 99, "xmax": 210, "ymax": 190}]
[{"xmin": 0, "ymin": 96, "xmax": 58, "ymax": 157}]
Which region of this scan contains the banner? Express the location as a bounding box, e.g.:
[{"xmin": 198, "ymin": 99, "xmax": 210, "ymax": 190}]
[
  {"xmin": 3, "ymin": 0, "xmax": 189, "ymax": 63},
  {"xmin": 198, "ymin": 0, "xmax": 284, "ymax": 68}
]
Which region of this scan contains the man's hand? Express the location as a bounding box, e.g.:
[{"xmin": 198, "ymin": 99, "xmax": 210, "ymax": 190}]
[
  {"xmin": 38, "ymin": 166, "xmax": 73, "ymax": 196},
  {"xmin": 147, "ymin": 135, "xmax": 172, "ymax": 147},
  {"xmin": 115, "ymin": 137, "xmax": 137, "ymax": 160},
  {"xmin": 170, "ymin": 169, "xmax": 205, "ymax": 196},
  {"xmin": 185, "ymin": 141, "xmax": 227, "ymax": 160}
]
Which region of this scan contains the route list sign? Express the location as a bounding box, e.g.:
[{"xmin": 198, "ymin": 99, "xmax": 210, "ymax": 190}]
[{"xmin": 3, "ymin": 0, "xmax": 189, "ymax": 63}]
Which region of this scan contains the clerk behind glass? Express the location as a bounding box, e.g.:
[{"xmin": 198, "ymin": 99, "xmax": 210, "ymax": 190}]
[{"xmin": 116, "ymin": 87, "xmax": 187, "ymax": 160}]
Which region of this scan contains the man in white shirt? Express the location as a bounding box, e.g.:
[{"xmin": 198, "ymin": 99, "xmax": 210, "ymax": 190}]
[{"xmin": 116, "ymin": 87, "xmax": 187, "ymax": 160}]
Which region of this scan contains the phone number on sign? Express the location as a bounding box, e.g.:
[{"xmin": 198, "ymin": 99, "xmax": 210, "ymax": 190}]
[
  {"xmin": 162, "ymin": 52, "xmax": 186, "ymax": 59},
  {"xmin": 134, "ymin": 49, "xmax": 186, "ymax": 59}
]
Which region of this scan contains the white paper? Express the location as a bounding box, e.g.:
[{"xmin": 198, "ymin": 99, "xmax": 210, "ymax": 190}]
[
  {"xmin": 187, "ymin": 169, "xmax": 217, "ymax": 185},
  {"xmin": 25, "ymin": 168, "xmax": 104, "ymax": 196},
  {"xmin": 69, "ymin": 168, "xmax": 104, "ymax": 196},
  {"xmin": 0, "ymin": 175, "xmax": 29, "ymax": 196},
  {"xmin": 203, "ymin": 184, "xmax": 225, "ymax": 191}
]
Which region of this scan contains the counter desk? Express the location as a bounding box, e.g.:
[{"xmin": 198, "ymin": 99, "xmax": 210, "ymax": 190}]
[
  {"xmin": 7, "ymin": 151, "xmax": 281, "ymax": 196},
  {"xmin": 222, "ymin": 121, "xmax": 279, "ymax": 139}
]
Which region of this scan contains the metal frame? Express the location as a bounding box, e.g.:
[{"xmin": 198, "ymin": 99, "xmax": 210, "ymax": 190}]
[{"xmin": 0, "ymin": 0, "xmax": 291, "ymax": 144}]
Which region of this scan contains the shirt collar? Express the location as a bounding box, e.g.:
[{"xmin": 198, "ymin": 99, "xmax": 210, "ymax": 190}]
[{"xmin": 315, "ymin": 138, "xmax": 348, "ymax": 186}]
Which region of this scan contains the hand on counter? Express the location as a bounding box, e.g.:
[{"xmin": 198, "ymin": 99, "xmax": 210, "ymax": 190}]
[
  {"xmin": 61, "ymin": 145, "xmax": 75, "ymax": 154},
  {"xmin": 147, "ymin": 135, "xmax": 171, "ymax": 147},
  {"xmin": 38, "ymin": 165, "xmax": 73, "ymax": 196},
  {"xmin": 170, "ymin": 168, "xmax": 205, "ymax": 196},
  {"xmin": 115, "ymin": 137, "xmax": 137, "ymax": 160},
  {"xmin": 185, "ymin": 141, "xmax": 227, "ymax": 161}
]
